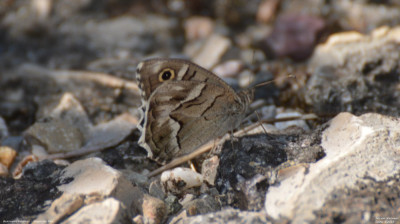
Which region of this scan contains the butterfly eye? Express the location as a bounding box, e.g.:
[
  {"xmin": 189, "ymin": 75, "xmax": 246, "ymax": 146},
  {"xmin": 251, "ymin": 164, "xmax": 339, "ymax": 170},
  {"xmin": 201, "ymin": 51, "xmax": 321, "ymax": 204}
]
[{"xmin": 159, "ymin": 69, "xmax": 175, "ymax": 82}]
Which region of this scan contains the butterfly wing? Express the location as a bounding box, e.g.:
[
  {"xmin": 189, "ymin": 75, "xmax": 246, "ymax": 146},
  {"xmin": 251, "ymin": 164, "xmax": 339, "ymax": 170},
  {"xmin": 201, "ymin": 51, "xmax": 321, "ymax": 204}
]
[
  {"xmin": 138, "ymin": 80, "xmax": 247, "ymax": 164},
  {"xmin": 136, "ymin": 58, "xmax": 236, "ymax": 100}
]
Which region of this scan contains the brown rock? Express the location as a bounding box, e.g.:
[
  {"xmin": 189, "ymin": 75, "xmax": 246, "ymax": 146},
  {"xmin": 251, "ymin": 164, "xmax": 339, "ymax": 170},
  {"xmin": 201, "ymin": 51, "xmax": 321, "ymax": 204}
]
[
  {"xmin": 12, "ymin": 155, "xmax": 38, "ymax": 178},
  {"xmin": 262, "ymin": 14, "xmax": 325, "ymax": 61},
  {"xmin": 256, "ymin": 0, "xmax": 280, "ymax": 23},
  {"xmin": 0, "ymin": 163, "xmax": 8, "ymax": 176},
  {"xmin": 0, "ymin": 146, "xmax": 17, "ymax": 168},
  {"xmin": 201, "ymin": 156, "xmax": 219, "ymax": 186},
  {"xmin": 131, "ymin": 187, "xmax": 167, "ymax": 224}
]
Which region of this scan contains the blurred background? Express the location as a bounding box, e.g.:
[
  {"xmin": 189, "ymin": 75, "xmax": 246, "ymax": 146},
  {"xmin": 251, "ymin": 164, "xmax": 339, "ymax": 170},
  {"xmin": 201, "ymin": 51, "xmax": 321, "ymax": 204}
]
[{"xmin": 0, "ymin": 0, "xmax": 399, "ymax": 132}]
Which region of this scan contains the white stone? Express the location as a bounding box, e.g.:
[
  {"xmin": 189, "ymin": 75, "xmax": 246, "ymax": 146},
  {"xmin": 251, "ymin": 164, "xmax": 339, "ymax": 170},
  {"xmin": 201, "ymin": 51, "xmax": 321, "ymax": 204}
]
[
  {"xmin": 58, "ymin": 157, "xmax": 135, "ymax": 208},
  {"xmin": 265, "ymin": 112, "xmax": 400, "ymax": 223},
  {"xmin": 161, "ymin": 167, "xmax": 203, "ymax": 194}
]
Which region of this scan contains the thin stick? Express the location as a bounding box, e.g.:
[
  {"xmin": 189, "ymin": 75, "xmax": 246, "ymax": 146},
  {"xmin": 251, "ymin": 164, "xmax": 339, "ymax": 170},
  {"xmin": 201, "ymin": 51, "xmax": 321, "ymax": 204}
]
[
  {"xmin": 46, "ymin": 145, "xmax": 111, "ymax": 160},
  {"xmin": 254, "ymin": 74, "xmax": 296, "ymax": 88},
  {"xmin": 255, "ymin": 110, "xmax": 268, "ymax": 134},
  {"xmin": 19, "ymin": 63, "xmax": 139, "ymax": 91},
  {"xmin": 147, "ymin": 140, "xmax": 221, "ymax": 177}
]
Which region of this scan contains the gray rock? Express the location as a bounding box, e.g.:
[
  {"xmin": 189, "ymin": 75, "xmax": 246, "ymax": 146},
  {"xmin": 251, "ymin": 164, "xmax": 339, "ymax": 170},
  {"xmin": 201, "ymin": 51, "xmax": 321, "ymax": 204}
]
[
  {"xmin": 1, "ymin": 0, "xmax": 52, "ymax": 38},
  {"xmin": 80, "ymin": 15, "xmax": 177, "ymax": 54},
  {"xmin": 25, "ymin": 117, "xmax": 84, "ymax": 154},
  {"xmin": 83, "ymin": 113, "xmax": 137, "ymax": 152},
  {"xmin": 0, "ymin": 116, "xmax": 8, "ymax": 141},
  {"xmin": 216, "ymin": 134, "xmax": 288, "ymax": 210},
  {"xmin": 149, "ymin": 180, "xmax": 166, "ymax": 200},
  {"xmin": 170, "ymin": 195, "xmax": 221, "ymax": 223},
  {"xmin": 50, "ymin": 93, "xmax": 93, "ymax": 140},
  {"xmin": 278, "ymin": 0, "xmax": 400, "ymax": 33},
  {"xmin": 165, "ymin": 195, "xmax": 182, "ymax": 215}
]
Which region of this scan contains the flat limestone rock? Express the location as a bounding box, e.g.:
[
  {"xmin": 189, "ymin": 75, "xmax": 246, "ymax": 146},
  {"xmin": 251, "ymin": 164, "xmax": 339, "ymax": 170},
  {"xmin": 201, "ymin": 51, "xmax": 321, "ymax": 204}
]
[
  {"xmin": 58, "ymin": 157, "xmax": 135, "ymax": 209},
  {"xmin": 171, "ymin": 208, "xmax": 268, "ymax": 224},
  {"xmin": 84, "ymin": 113, "xmax": 137, "ymax": 151},
  {"xmin": 309, "ymin": 26, "xmax": 400, "ymax": 75},
  {"xmin": 189, "ymin": 34, "xmax": 232, "ymax": 70},
  {"xmin": 265, "ymin": 112, "xmax": 400, "ymax": 223},
  {"xmin": 33, "ymin": 193, "xmax": 84, "ymax": 224},
  {"xmin": 63, "ymin": 198, "xmax": 132, "ymax": 224}
]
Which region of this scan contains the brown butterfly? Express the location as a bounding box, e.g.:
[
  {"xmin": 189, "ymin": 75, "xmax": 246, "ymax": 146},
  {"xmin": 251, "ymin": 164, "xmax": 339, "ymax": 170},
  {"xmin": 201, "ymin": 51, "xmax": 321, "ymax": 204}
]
[{"xmin": 136, "ymin": 58, "xmax": 253, "ymax": 164}]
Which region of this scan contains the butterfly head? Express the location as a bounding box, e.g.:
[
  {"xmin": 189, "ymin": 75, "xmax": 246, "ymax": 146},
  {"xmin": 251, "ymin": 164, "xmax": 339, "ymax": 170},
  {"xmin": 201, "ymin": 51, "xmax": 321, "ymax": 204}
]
[{"xmin": 238, "ymin": 88, "xmax": 254, "ymax": 113}]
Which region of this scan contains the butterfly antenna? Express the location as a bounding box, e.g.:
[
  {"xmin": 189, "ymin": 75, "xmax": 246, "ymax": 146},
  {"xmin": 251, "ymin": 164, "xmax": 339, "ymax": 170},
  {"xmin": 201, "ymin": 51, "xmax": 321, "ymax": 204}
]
[
  {"xmin": 255, "ymin": 110, "xmax": 268, "ymax": 135},
  {"xmin": 251, "ymin": 49, "xmax": 255, "ymax": 65},
  {"xmin": 254, "ymin": 73, "xmax": 296, "ymax": 88}
]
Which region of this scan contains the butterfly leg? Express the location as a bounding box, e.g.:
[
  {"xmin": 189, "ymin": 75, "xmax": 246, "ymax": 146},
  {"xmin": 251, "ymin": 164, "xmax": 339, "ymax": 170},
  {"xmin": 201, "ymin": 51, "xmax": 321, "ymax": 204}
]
[{"xmin": 229, "ymin": 130, "xmax": 240, "ymax": 151}]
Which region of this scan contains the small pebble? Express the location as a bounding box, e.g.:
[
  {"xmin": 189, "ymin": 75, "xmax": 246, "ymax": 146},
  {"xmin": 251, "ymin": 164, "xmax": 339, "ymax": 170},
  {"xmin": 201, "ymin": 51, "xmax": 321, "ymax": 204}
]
[
  {"xmin": 212, "ymin": 60, "xmax": 244, "ymax": 78},
  {"xmin": 190, "ymin": 34, "xmax": 232, "ymax": 69},
  {"xmin": 201, "ymin": 156, "xmax": 220, "ymax": 186},
  {"xmin": 161, "ymin": 168, "xmax": 203, "ymax": 194},
  {"xmin": 184, "ymin": 16, "xmax": 214, "ymax": 40},
  {"xmin": 275, "ymin": 111, "xmax": 310, "ymax": 131},
  {"xmin": 0, "ymin": 146, "xmax": 17, "ymax": 168},
  {"xmin": 0, "ymin": 163, "xmax": 8, "ymax": 176}
]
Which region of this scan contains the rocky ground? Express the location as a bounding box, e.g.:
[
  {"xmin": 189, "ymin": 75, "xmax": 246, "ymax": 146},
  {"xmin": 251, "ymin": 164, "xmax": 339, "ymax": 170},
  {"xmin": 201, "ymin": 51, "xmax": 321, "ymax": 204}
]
[{"xmin": 0, "ymin": 0, "xmax": 400, "ymax": 223}]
